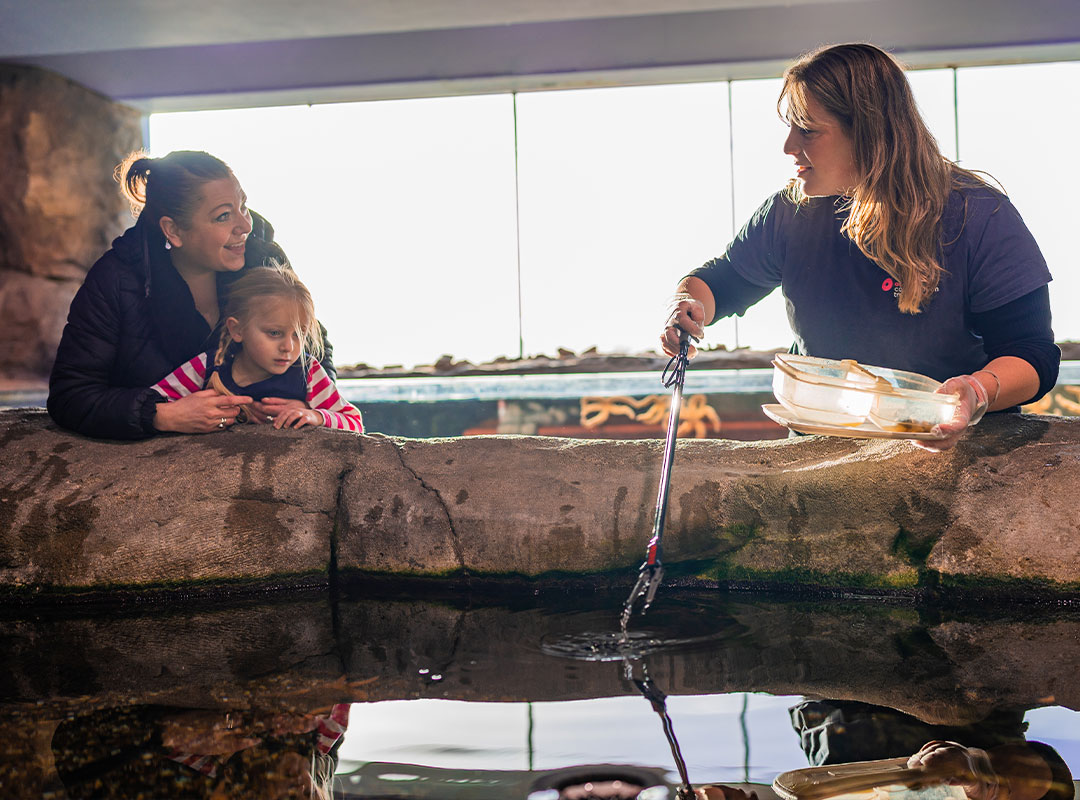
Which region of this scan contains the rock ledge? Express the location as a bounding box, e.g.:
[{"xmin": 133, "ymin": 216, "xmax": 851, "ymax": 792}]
[{"xmin": 2, "ymin": 409, "xmax": 1078, "ymax": 599}]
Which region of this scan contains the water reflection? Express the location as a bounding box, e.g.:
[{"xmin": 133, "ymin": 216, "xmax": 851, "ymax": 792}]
[
  {"xmin": 42, "ymin": 703, "xmax": 347, "ymax": 798},
  {"xmin": 623, "ymin": 660, "xmax": 695, "ymax": 798},
  {"xmin": 0, "ymin": 589, "xmax": 1076, "ymax": 798},
  {"xmin": 778, "ymin": 701, "xmax": 1075, "ymax": 800}
]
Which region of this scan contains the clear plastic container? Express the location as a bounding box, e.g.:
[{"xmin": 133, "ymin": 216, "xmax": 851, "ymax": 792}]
[
  {"xmin": 773, "ymin": 354, "xmax": 883, "ymax": 426},
  {"xmin": 865, "ymin": 367, "xmax": 959, "ymax": 433},
  {"xmin": 772, "ymin": 354, "xmax": 960, "ymax": 433},
  {"xmin": 773, "ymin": 756, "xmax": 968, "ymax": 800}
]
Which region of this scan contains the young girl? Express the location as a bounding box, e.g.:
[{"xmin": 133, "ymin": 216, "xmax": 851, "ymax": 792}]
[{"xmin": 153, "ymin": 264, "xmax": 363, "ymax": 433}]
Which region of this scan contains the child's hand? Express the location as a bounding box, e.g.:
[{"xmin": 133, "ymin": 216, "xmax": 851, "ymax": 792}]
[
  {"xmin": 273, "ymin": 408, "xmax": 322, "ymax": 429},
  {"xmin": 251, "ymin": 397, "xmax": 309, "ymax": 425}
]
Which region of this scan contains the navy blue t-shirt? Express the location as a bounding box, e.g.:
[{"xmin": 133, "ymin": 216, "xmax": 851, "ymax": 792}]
[
  {"xmin": 209, "ymin": 349, "xmax": 308, "ymax": 401},
  {"xmin": 690, "ymin": 184, "xmax": 1052, "ymax": 382}
]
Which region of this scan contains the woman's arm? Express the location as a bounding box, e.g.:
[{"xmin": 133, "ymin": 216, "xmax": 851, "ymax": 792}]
[
  {"xmin": 972, "ymin": 357, "xmax": 1039, "ymax": 413},
  {"xmin": 662, "ymin": 194, "xmax": 787, "ymax": 357},
  {"xmin": 917, "ymin": 287, "xmax": 1058, "ymax": 452},
  {"xmin": 660, "ymin": 264, "xmax": 775, "ymax": 357},
  {"xmin": 47, "ymin": 263, "xmax": 163, "ymax": 440},
  {"xmin": 970, "ymin": 286, "xmax": 1060, "ymax": 409}
]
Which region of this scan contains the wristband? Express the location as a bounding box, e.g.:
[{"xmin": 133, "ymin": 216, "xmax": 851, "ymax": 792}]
[{"xmin": 973, "ymin": 368, "xmax": 1002, "ymax": 408}]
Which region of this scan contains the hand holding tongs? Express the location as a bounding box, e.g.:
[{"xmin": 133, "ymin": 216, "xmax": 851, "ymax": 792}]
[{"xmin": 622, "ymin": 327, "xmax": 694, "ymax": 622}]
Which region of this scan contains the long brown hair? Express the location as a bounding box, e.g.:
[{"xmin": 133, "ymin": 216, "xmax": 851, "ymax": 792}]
[
  {"xmin": 214, "ymin": 261, "xmax": 323, "ymax": 368},
  {"xmin": 780, "ymin": 43, "xmax": 989, "ymax": 314}
]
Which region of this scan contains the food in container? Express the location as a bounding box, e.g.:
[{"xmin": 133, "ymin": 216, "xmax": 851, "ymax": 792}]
[
  {"xmin": 864, "ymin": 367, "xmax": 959, "ymax": 433},
  {"xmin": 771, "ymin": 354, "xmax": 960, "ymax": 435}
]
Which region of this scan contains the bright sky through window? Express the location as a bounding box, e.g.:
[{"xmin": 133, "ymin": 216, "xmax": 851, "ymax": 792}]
[{"xmin": 150, "ymin": 62, "xmax": 1077, "ymax": 369}]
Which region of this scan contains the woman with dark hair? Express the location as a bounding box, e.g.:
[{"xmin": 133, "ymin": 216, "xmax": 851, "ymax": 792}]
[
  {"xmin": 661, "ymin": 43, "xmax": 1059, "ymax": 451},
  {"xmin": 48, "ymin": 150, "xmax": 334, "ymax": 439}
]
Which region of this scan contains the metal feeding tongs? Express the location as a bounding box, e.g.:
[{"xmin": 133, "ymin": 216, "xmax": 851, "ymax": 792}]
[{"xmin": 622, "ymin": 328, "xmax": 694, "ymax": 628}]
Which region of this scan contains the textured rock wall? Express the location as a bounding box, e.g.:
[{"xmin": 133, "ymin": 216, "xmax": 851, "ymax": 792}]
[
  {"xmin": 0, "ymin": 64, "xmax": 142, "ymax": 380},
  {"xmin": 2, "ymin": 408, "xmax": 1079, "ymax": 597}
]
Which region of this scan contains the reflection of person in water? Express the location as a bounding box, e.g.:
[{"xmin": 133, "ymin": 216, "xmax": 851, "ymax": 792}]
[
  {"xmin": 695, "ymin": 787, "xmax": 760, "ymax": 800},
  {"xmin": 789, "ymin": 700, "xmax": 1074, "ymax": 800},
  {"xmin": 49, "ymin": 703, "xmax": 349, "ymax": 799},
  {"xmin": 908, "ymin": 740, "xmax": 1069, "ymax": 800}
]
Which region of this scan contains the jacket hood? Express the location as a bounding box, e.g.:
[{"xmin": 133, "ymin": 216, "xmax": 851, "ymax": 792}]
[
  {"xmin": 107, "ymin": 215, "xmax": 158, "ymax": 298},
  {"xmin": 111, "ymin": 214, "xmax": 155, "ymax": 264}
]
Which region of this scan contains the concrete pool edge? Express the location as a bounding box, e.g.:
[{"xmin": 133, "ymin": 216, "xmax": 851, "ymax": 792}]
[{"xmin": 2, "ymin": 408, "xmax": 1078, "ymax": 601}]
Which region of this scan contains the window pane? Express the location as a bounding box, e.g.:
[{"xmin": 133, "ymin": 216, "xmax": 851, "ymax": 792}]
[
  {"xmin": 906, "ymin": 68, "xmax": 957, "ymax": 161},
  {"xmin": 151, "ymin": 95, "xmax": 520, "ymax": 369},
  {"xmin": 728, "ymin": 77, "xmax": 794, "ymax": 350},
  {"xmin": 957, "ymin": 62, "xmax": 1080, "ymax": 341},
  {"xmin": 515, "ymin": 83, "xmax": 732, "ymax": 356},
  {"xmin": 147, "ymin": 59, "xmax": 1079, "ymax": 371}
]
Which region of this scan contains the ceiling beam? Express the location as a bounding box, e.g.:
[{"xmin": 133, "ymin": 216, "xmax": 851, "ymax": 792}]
[{"xmin": 5, "ymin": 0, "xmax": 1079, "ymax": 111}]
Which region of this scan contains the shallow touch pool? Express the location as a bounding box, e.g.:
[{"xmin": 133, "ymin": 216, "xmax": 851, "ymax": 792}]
[{"xmin": 1, "ymin": 587, "xmax": 1078, "ymax": 798}]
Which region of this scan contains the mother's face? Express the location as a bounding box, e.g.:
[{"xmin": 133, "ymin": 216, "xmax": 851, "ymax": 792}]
[{"xmin": 162, "ymin": 175, "xmax": 253, "ymax": 273}]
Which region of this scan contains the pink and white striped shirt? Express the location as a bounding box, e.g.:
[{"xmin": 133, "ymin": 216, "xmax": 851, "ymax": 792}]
[
  {"xmin": 168, "ymin": 703, "xmax": 352, "ymax": 778},
  {"xmin": 153, "ymin": 354, "xmax": 363, "ymax": 433},
  {"xmin": 315, "ymin": 703, "xmax": 351, "ymax": 755}
]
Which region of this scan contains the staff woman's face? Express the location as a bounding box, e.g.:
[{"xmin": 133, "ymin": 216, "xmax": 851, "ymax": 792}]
[
  {"xmin": 783, "ymin": 94, "xmax": 859, "ymax": 197},
  {"xmin": 163, "ymin": 175, "xmax": 253, "ymax": 273}
]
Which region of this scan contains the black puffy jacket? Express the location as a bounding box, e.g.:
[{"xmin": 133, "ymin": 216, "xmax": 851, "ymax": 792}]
[{"xmin": 47, "ymin": 212, "xmax": 334, "ymax": 440}]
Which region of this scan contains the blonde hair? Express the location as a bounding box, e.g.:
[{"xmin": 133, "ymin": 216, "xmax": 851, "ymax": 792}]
[
  {"xmin": 779, "ymin": 43, "xmax": 991, "ymax": 314},
  {"xmin": 214, "ymin": 261, "xmax": 323, "ymax": 368}
]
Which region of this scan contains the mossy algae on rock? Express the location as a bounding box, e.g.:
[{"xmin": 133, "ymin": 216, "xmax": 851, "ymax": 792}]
[{"xmin": 1, "ymin": 408, "xmax": 1078, "ymax": 599}]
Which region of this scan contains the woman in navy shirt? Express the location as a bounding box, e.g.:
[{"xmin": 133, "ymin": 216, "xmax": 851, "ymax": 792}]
[{"xmin": 661, "ymin": 43, "xmax": 1058, "ymax": 451}]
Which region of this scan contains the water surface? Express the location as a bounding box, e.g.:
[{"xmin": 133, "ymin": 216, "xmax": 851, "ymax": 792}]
[{"xmin": 2, "ymin": 587, "xmax": 1077, "ymax": 798}]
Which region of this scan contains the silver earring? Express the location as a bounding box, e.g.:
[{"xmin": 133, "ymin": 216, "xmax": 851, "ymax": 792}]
[{"xmin": 165, "ymin": 240, "xmax": 172, "ymax": 250}]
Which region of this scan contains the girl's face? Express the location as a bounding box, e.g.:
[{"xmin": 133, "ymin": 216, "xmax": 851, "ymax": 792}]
[
  {"xmin": 782, "ymin": 93, "xmax": 860, "ymax": 197},
  {"xmin": 164, "ymin": 175, "xmax": 253, "ymax": 273},
  {"xmin": 227, "ymin": 298, "xmax": 309, "ymax": 383}
]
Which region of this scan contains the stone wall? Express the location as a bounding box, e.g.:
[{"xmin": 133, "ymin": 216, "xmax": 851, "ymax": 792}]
[
  {"xmin": 0, "ymin": 64, "xmax": 142, "ymax": 381},
  {"xmin": 2, "ymin": 408, "xmax": 1079, "ymax": 598}
]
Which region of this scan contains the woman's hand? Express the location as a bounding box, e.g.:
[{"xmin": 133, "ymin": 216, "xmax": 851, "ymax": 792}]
[
  {"xmin": 915, "ymin": 375, "xmax": 989, "ymax": 452},
  {"xmin": 273, "ymin": 408, "xmax": 323, "ymax": 430},
  {"xmin": 153, "ymin": 389, "xmax": 254, "ymax": 434},
  {"xmin": 250, "ymin": 397, "xmax": 309, "ymax": 425},
  {"xmin": 662, "ymin": 293, "xmax": 706, "ymax": 358},
  {"xmin": 907, "ymin": 740, "xmax": 1000, "ymax": 800}
]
